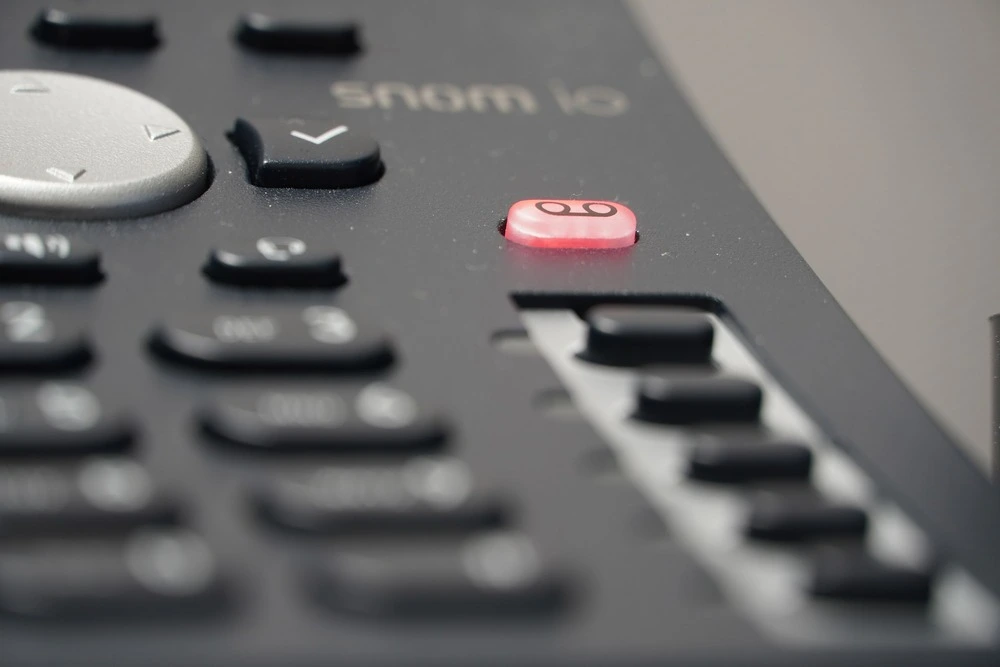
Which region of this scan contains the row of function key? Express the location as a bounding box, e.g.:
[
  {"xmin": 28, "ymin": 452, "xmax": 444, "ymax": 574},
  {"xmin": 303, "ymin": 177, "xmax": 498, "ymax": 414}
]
[
  {"xmin": 529, "ymin": 304, "xmax": 936, "ymax": 605},
  {"xmin": 0, "ymin": 301, "xmax": 395, "ymax": 373},
  {"xmin": 0, "ymin": 233, "xmax": 346, "ymax": 287},
  {"xmin": 32, "ymin": 9, "xmax": 360, "ymax": 55},
  {"xmin": 0, "ymin": 381, "xmax": 447, "ymax": 456},
  {"xmin": 1, "ymin": 529, "xmax": 561, "ymax": 621},
  {"xmin": 0, "ymin": 231, "xmax": 392, "ymax": 371}
]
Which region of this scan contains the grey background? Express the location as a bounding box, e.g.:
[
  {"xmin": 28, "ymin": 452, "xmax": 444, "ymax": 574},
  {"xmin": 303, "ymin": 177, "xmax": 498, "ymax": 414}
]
[{"xmin": 632, "ymin": 0, "xmax": 1000, "ymax": 471}]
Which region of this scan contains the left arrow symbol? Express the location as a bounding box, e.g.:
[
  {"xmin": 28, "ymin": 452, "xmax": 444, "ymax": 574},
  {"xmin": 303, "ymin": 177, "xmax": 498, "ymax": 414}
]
[
  {"xmin": 46, "ymin": 168, "xmax": 86, "ymax": 183},
  {"xmin": 11, "ymin": 78, "xmax": 50, "ymax": 94}
]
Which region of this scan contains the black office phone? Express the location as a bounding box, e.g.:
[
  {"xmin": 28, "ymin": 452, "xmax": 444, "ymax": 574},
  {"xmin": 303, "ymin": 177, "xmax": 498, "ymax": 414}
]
[{"xmin": 0, "ymin": 2, "xmax": 998, "ymax": 665}]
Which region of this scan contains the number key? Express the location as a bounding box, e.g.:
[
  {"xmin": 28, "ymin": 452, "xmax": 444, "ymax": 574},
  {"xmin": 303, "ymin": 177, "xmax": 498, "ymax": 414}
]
[
  {"xmin": 201, "ymin": 383, "xmax": 447, "ymax": 452},
  {"xmin": 0, "ymin": 383, "xmax": 134, "ymax": 456},
  {"xmin": 0, "ymin": 233, "xmax": 102, "ymax": 284},
  {"xmin": 0, "ymin": 301, "xmax": 92, "ymax": 371},
  {"xmin": 148, "ymin": 307, "xmax": 392, "ymax": 371}
]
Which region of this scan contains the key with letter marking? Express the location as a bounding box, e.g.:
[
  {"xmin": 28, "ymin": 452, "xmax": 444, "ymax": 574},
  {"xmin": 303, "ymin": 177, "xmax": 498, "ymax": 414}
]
[
  {"xmin": 201, "ymin": 384, "xmax": 447, "ymax": 452},
  {"xmin": 149, "ymin": 307, "xmax": 393, "ymax": 371}
]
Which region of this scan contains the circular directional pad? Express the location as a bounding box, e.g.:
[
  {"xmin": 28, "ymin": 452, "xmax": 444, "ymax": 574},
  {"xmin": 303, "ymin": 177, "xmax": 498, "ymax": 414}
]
[{"xmin": 0, "ymin": 70, "xmax": 208, "ymax": 220}]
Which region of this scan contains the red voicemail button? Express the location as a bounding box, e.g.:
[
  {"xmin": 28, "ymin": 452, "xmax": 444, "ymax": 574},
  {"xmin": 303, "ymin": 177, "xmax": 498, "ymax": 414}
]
[{"xmin": 503, "ymin": 199, "xmax": 637, "ymax": 249}]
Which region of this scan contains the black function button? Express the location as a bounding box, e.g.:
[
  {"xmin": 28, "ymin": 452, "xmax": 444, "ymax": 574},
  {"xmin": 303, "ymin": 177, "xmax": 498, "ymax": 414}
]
[
  {"xmin": 149, "ymin": 307, "xmax": 393, "ymax": 372},
  {"xmin": 0, "ymin": 233, "xmax": 102, "ymax": 284},
  {"xmin": 0, "ymin": 459, "xmax": 177, "ymax": 538},
  {"xmin": 745, "ymin": 492, "xmax": 868, "ymax": 542},
  {"xmin": 809, "ymin": 548, "xmax": 933, "ymax": 604},
  {"xmin": 231, "ymin": 117, "xmax": 383, "ymax": 188},
  {"xmin": 308, "ymin": 532, "xmax": 566, "ymax": 618},
  {"xmin": 31, "ymin": 9, "xmax": 159, "ymax": 50},
  {"xmin": 0, "ymin": 530, "xmax": 226, "ymax": 619},
  {"xmin": 236, "ymin": 13, "xmax": 360, "ymax": 55},
  {"xmin": 687, "ymin": 440, "xmax": 813, "ymax": 484},
  {"xmin": 202, "ymin": 384, "xmax": 447, "ymax": 453},
  {"xmin": 0, "ymin": 384, "xmax": 133, "ymax": 456},
  {"xmin": 583, "ymin": 306, "xmax": 714, "ymax": 366},
  {"xmin": 635, "ymin": 374, "xmax": 762, "ymax": 425},
  {"xmin": 0, "ymin": 301, "xmax": 91, "ymax": 371},
  {"xmin": 257, "ymin": 458, "xmax": 504, "ymax": 534},
  {"xmin": 203, "ymin": 237, "xmax": 345, "ymax": 288}
]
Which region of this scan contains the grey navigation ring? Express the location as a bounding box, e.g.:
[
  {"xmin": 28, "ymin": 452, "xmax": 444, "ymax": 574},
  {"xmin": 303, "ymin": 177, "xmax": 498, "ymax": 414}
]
[{"xmin": 0, "ymin": 70, "xmax": 208, "ymax": 219}]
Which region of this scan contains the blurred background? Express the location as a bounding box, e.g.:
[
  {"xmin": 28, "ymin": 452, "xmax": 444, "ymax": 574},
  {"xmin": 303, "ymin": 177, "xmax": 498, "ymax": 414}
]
[{"xmin": 633, "ymin": 0, "xmax": 1000, "ymax": 472}]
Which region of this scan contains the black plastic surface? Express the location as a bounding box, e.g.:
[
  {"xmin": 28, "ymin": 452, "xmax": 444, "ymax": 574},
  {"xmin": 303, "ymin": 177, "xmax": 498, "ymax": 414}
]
[{"xmin": 1, "ymin": 1, "xmax": 998, "ymax": 665}]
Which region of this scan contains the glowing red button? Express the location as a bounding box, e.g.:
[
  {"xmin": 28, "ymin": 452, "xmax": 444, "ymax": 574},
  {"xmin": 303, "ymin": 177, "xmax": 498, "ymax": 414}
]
[{"xmin": 503, "ymin": 199, "xmax": 637, "ymax": 249}]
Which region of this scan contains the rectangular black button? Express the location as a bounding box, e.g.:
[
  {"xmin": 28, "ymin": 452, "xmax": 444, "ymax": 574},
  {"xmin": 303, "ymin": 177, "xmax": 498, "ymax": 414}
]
[
  {"xmin": 236, "ymin": 13, "xmax": 359, "ymax": 54},
  {"xmin": 0, "ymin": 530, "xmax": 225, "ymax": 619},
  {"xmin": 0, "ymin": 384, "xmax": 133, "ymax": 456},
  {"xmin": 745, "ymin": 491, "xmax": 867, "ymax": 542},
  {"xmin": 256, "ymin": 458, "xmax": 505, "ymax": 534},
  {"xmin": 203, "ymin": 238, "xmax": 345, "ymax": 288},
  {"xmin": 32, "ymin": 9, "xmax": 159, "ymax": 50},
  {"xmin": 307, "ymin": 533, "xmax": 566, "ymax": 618},
  {"xmin": 809, "ymin": 548, "xmax": 932, "ymax": 604},
  {"xmin": 583, "ymin": 305, "xmax": 714, "ymax": 366},
  {"xmin": 0, "ymin": 301, "xmax": 92, "ymax": 371},
  {"xmin": 230, "ymin": 118, "xmax": 382, "ymax": 189},
  {"xmin": 201, "ymin": 384, "xmax": 447, "ymax": 453},
  {"xmin": 687, "ymin": 439, "xmax": 813, "ymax": 484},
  {"xmin": 149, "ymin": 307, "xmax": 393, "ymax": 372},
  {"xmin": 0, "ymin": 460, "xmax": 177, "ymax": 538},
  {"xmin": 635, "ymin": 374, "xmax": 762, "ymax": 425},
  {"xmin": 0, "ymin": 234, "xmax": 102, "ymax": 284}
]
